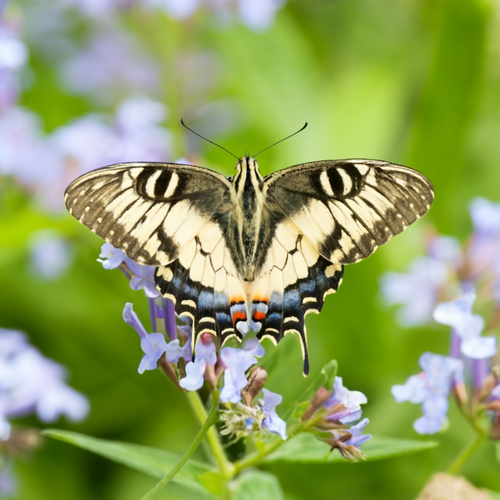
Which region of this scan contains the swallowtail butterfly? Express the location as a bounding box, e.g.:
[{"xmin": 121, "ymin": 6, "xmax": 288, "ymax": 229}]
[{"xmin": 65, "ymin": 154, "xmax": 433, "ymax": 374}]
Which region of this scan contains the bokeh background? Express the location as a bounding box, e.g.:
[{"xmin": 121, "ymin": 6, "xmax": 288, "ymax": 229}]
[{"xmin": 1, "ymin": 0, "xmax": 500, "ymax": 498}]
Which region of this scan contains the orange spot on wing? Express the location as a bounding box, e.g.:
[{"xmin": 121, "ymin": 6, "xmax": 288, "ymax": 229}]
[
  {"xmin": 253, "ymin": 311, "xmax": 266, "ymax": 321},
  {"xmin": 232, "ymin": 311, "xmax": 247, "ymax": 324}
]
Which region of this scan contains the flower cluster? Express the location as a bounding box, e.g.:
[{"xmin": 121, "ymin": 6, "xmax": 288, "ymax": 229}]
[
  {"xmin": 0, "ymin": 329, "xmax": 89, "ymax": 495},
  {"xmin": 384, "ymin": 198, "xmax": 500, "ymax": 437},
  {"xmin": 100, "ymin": 243, "xmax": 371, "ymax": 457},
  {"xmin": 100, "ymin": 243, "xmax": 288, "ymax": 442},
  {"xmin": 301, "ymin": 377, "xmax": 371, "ymax": 461},
  {"xmin": 65, "ymin": 0, "xmax": 286, "ymax": 31}
]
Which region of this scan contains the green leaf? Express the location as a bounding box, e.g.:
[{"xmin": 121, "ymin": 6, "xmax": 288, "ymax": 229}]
[
  {"xmin": 496, "ymin": 442, "xmax": 500, "ymax": 463},
  {"xmin": 43, "ymin": 429, "xmax": 215, "ymax": 498},
  {"xmin": 197, "ymin": 471, "xmax": 225, "ymax": 496},
  {"xmin": 488, "ymin": 490, "xmax": 500, "ymax": 500},
  {"xmin": 265, "ymin": 433, "xmax": 438, "ymax": 463},
  {"xmin": 230, "ymin": 470, "xmax": 284, "ymax": 500}
]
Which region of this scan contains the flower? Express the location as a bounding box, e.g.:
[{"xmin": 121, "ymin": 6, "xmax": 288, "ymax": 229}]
[
  {"xmin": 179, "ymin": 333, "xmax": 217, "ymax": 391},
  {"xmin": 126, "ymin": 260, "xmax": 161, "ymax": 299},
  {"xmin": 0, "ymin": 329, "xmax": 89, "ymax": 424},
  {"xmin": 380, "ymin": 256, "xmax": 449, "ymax": 326},
  {"xmin": 220, "ymin": 339, "xmax": 265, "ymax": 404},
  {"xmin": 29, "ymin": 230, "xmax": 73, "ymax": 279},
  {"xmin": 59, "ymin": 27, "xmax": 159, "ymax": 102},
  {"xmin": 492, "ymin": 384, "xmax": 500, "ymax": 400},
  {"xmin": 261, "ymin": 388, "xmax": 287, "ymax": 440},
  {"xmin": 324, "ymin": 377, "xmax": 368, "ymax": 423},
  {"xmin": 98, "ymin": 243, "xmax": 127, "ymax": 270},
  {"xmin": 99, "ymin": 243, "xmax": 160, "ymax": 298},
  {"xmin": 123, "ymin": 303, "xmax": 182, "ymax": 374},
  {"xmin": 392, "ymin": 352, "xmax": 464, "ymax": 434},
  {"xmin": 433, "ymin": 289, "xmax": 497, "ymax": 359}
]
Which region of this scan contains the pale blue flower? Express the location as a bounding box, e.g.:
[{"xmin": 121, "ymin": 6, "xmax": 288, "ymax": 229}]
[
  {"xmin": 344, "ymin": 418, "xmax": 371, "ymax": 448},
  {"xmin": 59, "ymin": 28, "xmax": 159, "ymax": 102},
  {"xmin": 0, "ymin": 329, "xmax": 89, "ymax": 423},
  {"xmin": 36, "ymin": 383, "xmax": 90, "ymax": 422},
  {"xmin": 98, "ymin": 243, "xmax": 127, "ymax": 270},
  {"xmin": 220, "ymin": 339, "xmax": 265, "ymax": 404},
  {"xmin": 380, "ymin": 257, "xmax": 449, "ymax": 326},
  {"xmin": 127, "ymin": 260, "xmax": 160, "ymax": 299},
  {"xmin": 325, "ymin": 377, "xmax": 368, "ymax": 424},
  {"xmin": 238, "ymin": 0, "xmax": 285, "ymax": 31},
  {"xmin": 29, "ymin": 230, "xmax": 73, "ymax": 279},
  {"xmin": 433, "ymin": 289, "xmax": 496, "ymax": 359},
  {"xmin": 492, "ymin": 384, "xmax": 500, "ymax": 400},
  {"xmin": 392, "ymin": 352, "xmax": 463, "ymax": 434},
  {"xmin": 179, "ymin": 334, "xmax": 217, "ymax": 391},
  {"xmin": 0, "ymin": 26, "xmax": 28, "ymax": 70},
  {"xmin": 123, "ymin": 303, "xmax": 182, "ymax": 374},
  {"xmin": 262, "ymin": 388, "xmax": 287, "ymax": 440}
]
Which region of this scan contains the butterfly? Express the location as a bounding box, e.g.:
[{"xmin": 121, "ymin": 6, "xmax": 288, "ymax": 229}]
[{"xmin": 65, "ymin": 155, "xmax": 433, "ymax": 374}]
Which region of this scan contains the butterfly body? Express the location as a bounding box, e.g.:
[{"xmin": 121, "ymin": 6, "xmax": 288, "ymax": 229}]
[{"xmin": 65, "ymin": 155, "xmax": 434, "ymax": 374}]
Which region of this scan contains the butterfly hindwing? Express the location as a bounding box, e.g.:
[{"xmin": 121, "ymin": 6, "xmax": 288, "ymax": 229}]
[
  {"xmin": 64, "ymin": 162, "xmax": 232, "ymax": 267},
  {"xmin": 265, "ymin": 159, "xmax": 434, "ymax": 265}
]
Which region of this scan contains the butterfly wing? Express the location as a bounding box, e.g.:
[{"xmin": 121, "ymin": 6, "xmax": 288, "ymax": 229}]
[
  {"xmin": 264, "ymin": 159, "xmax": 434, "ymax": 265},
  {"xmin": 65, "ymin": 162, "xmax": 246, "ymax": 348},
  {"xmin": 64, "ymin": 162, "xmax": 233, "ymax": 266},
  {"xmin": 254, "ymin": 159, "xmax": 433, "ymax": 373}
]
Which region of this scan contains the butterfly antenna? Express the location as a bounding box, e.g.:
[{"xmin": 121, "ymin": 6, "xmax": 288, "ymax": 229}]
[
  {"xmin": 252, "ymin": 122, "xmax": 308, "ymax": 158},
  {"xmin": 181, "ymin": 119, "xmax": 239, "ymax": 160}
]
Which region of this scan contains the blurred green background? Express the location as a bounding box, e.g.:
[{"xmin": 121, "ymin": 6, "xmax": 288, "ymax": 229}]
[{"xmin": 1, "ymin": 0, "xmax": 500, "ymax": 498}]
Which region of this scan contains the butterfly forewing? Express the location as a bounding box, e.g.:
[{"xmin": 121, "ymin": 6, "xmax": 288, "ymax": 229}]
[
  {"xmin": 265, "ymin": 160, "xmax": 434, "ymax": 265},
  {"xmin": 64, "ymin": 162, "xmax": 232, "ymax": 266}
]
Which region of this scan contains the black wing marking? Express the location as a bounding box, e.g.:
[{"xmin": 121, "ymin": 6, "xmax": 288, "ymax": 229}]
[{"xmin": 264, "ymin": 159, "xmax": 434, "ymax": 265}]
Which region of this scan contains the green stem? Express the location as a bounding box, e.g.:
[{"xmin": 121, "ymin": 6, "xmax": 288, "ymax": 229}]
[
  {"xmin": 233, "ymin": 418, "xmax": 313, "ymax": 474},
  {"xmin": 446, "ymin": 431, "xmax": 485, "ymax": 475},
  {"xmin": 139, "ymin": 391, "xmax": 221, "ymax": 500},
  {"xmin": 186, "ymin": 391, "xmax": 234, "ymax": 479}
]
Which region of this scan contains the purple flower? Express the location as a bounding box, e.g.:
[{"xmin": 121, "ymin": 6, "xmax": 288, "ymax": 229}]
[
  {"xmin": 36, "ymin": 383, "xmax": 90, "ymax": 422},
  {"xmin": 392, "ymin": 352, "xmax": 463, "ymax": 434},
  {"xmin": 0, "ymin": 329, "xmax": 89, "ymax": 424},
  {"xmin": 29, "ymin": 230, "xmax": 73, "ymax": 279},
  {"xmin": 123, "ymin": 303, "xmax": 182, "ymax": 374},
  {"xmin": 325, "ymin": 377, "xmax": 368, "ymax": 423},
  {"xmin": 344, "ymin": 418, "xmax": 371, "ymax": 448},
  {"xmin": 126, "ymin": 260, "xmax": 161, "ymax": 299},
  {"xmin": 220, "ymin": 339, "xmax": 265, "ymax": 404},
  {"xmin": 59, "ymin": 28, "xmax": 159, "ymax": 103},
  {"xmin": 238, "ymin": 0, "xmax": 285, "ymax": 31},
  {"xmin": 492, "ymin": 384, "xmax": 500, "ymax": 400},
  {"xmin": 179, "ymin": 334, "xmax": 217, "ymax": 391},
  {"xmin": 304, "ymin": 376, "xmax": 371, "ymax": 461},
  {"xmin": 98, "ymin": 243, "xmax": 127, "ymax": 270},
  {"xmin": 0, "ymin": 26, "xmax": 28, "ymax": 71},
  {"xmin": 433, "ymin": 289, "xmax": 496, "ymax": 359},
  {"xmin": 145, "ymin": 0, "xmax": 201, "ymax": 20},
  {"xmin": 98, "ymin": 243, "xmax": 160, "ymax": 298},
  {"xmin": 380, "ymin": 257, "xmax": 449, "ymax": 326},
  {"xmin": 262, "ymin": 388, "xmax": 287, "ymax": 440},
  {"xmin": 468, "ymin": 198, "xmax": 500, "ymax": 279}
]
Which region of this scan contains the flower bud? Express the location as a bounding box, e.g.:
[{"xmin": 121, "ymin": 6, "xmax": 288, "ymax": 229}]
[{"xmin": 242, "ymin": 366, "xmax": 267, "ymax": 406}]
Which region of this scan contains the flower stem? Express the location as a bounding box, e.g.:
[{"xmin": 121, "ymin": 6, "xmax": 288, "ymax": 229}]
[
  {"xmin": 446, "ymin": 431, "xmax": 485, "ymax": 475},
  {"xmin": 233, "ymin": 419, "xmax": 312, "ymax": 474},
  {"xmin": 139, "ymin": 391, "xmax": 221, "ymax": 500},
  {"xmin": 186, "ymin": 391, "xmax": 235, "ymax": 479}
]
